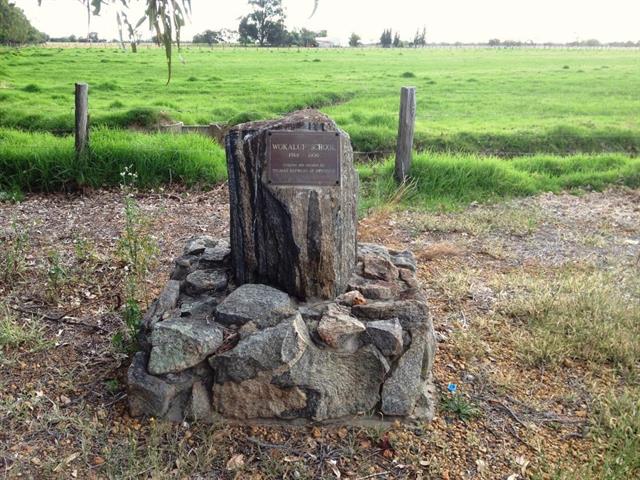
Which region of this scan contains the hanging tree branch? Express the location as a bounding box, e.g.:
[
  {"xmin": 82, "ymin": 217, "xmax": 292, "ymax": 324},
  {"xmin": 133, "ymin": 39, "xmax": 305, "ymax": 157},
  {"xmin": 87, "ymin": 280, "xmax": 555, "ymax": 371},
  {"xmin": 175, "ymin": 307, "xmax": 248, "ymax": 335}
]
[{"xmin": 38, "ymin": 0, "xmax": 190, "ymax": 83}]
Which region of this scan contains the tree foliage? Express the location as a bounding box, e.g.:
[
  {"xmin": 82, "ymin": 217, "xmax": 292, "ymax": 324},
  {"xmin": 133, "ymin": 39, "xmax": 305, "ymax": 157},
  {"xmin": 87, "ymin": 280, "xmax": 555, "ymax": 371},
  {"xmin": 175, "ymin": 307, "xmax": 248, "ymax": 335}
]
[
  {"xmin": 37, "ymin": 0, "xmax": 191, "ymax": 83},
  {"xmin": 0, "ymin": 0, "xmax": 48, "ymax": 45},
  {"xmin": 380, "ymin": 28, "xmax": 392, "ymax": 48},
  {"xmin": 392, "ymin": 31, "xmax": 401, "ymax": 47},
  {"xmin": 238, "ymin": 0, "xmax": 285, "ymax": 46},
  {"xmin": 413, "ymin": 26, "xmax": 426, "ymax": 47},
  {"xmin": 348, "ymin": 33, "xmax": 360, "ymax": 47}
]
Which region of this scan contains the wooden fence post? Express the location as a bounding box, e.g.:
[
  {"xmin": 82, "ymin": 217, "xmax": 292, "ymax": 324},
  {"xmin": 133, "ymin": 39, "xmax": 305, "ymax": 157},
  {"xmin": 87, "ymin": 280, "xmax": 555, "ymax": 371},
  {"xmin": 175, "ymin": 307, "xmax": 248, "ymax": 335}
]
[
  {"xmin": 394, "ymin": 86, "xmax": 416, "ymax": 182},
  {"xmin": 75, "ymin": 83, "xmax": 89, "ymax": 156}
]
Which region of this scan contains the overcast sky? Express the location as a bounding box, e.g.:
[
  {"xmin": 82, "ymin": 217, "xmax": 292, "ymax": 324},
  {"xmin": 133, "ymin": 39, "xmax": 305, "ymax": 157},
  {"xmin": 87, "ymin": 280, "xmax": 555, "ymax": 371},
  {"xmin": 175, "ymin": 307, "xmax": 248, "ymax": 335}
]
[{"xmin": 15, "ymin": 0, "xmax": 640, "ymax": 44}]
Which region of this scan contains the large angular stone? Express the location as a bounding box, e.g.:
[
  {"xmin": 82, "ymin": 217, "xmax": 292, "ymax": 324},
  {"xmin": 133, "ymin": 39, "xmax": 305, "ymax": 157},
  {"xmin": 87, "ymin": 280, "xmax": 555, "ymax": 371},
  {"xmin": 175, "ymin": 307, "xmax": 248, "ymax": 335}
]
[
  {"xmin": 213, "ymin": 373, "xmax": 308, "ymax": 419},
  {"xmin": 184, "ymin": 269, "xmax": 228, "ymax": 296},
  {"xmin": 215, "ymin": 283, "xmax": 295, "ymax": 328},
  {"xmin": 317, "ymin": 303, "xmax": 365, "ymax": 353},
  {"xmin": 348, "ymin": 275, "xmax": 397, "ymax": 300},
  {"xmin": 381, "ymin": 327, "xmax": 436, "ymax": 416},
  {"xmin": 211, "ymin": 314, "xmax": 389, "ymax": 420},
  {"xmin": 148, "ymin": 317, "xmax": 224, "ymax": 375},
  {"xmin": 128, "ymin": 352, "xmax": 195, "ymax": 419},
  {"xmin": 210, "ymin": 315, "xmax": 305, "ymax": 383},
  {"xmin": 226, "ymin": 109, "xmax": 358, "ymax": 300},
  {"xmin": 352, "ymin": 299, "xmax": 430, "ymax": 329},
  {"xmin": 277, "ymin": 344, "xmax": 390, "ymax": 421},
  {"xmin": 365, "ymin": 319, "xmax": 403, "ymax": 357}
]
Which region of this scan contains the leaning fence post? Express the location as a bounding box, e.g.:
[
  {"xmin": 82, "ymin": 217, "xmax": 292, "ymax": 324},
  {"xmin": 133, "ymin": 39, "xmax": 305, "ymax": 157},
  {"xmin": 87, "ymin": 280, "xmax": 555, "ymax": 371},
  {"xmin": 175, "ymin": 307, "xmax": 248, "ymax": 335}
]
[
  {"xmin": 75, "ymin": 83, "xmax": 89, "ymax": 156},
  {"xmin": 394, "ymin": 86, "xmax": 416, "ymax": 182}
]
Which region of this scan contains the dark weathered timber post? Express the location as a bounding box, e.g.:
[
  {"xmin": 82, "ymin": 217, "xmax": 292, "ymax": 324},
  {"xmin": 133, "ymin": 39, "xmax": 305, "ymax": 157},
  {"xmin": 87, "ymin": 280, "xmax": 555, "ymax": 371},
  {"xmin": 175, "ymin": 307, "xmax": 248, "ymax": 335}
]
[
  {"xmin": 75, "ymin": 83, "xmax": 89, "ymax": 156},
  {"xmin": 394, "ymin": 86, "xmax": 416, "ymax": 182}
]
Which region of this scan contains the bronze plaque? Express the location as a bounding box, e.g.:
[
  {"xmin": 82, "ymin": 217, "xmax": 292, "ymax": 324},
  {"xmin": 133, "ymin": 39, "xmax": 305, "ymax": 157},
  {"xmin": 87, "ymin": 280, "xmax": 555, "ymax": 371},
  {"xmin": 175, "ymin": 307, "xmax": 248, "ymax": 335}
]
[{"xmin": 267, "ymin": 130, "xmax": 341, "ymax": 186}]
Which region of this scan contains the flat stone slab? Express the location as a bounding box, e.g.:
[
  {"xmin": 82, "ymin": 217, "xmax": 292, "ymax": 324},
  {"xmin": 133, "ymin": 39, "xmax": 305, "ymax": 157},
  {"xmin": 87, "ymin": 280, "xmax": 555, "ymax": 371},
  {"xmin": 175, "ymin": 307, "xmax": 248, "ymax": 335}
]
[{"xmin": 215, "ymin": 283, "xmax": 296, "ymax": 328}]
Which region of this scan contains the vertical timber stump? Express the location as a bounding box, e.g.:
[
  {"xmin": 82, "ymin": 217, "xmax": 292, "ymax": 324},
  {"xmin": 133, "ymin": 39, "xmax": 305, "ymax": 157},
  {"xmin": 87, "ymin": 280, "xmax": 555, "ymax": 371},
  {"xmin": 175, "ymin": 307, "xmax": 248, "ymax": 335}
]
[{"xmin": 225, "ymin": 110, "xmax": 358, "ymax": 300}]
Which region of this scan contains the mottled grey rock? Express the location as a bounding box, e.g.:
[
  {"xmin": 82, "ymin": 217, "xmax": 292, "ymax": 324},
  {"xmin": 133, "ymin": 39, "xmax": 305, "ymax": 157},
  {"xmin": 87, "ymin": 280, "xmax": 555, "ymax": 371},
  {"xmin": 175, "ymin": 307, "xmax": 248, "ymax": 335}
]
[
  {"xmin": 317, "ymin": 303, "xmax": 365, "ymax": 353},
  {"xmin": 179, "ymin": 296, "xmax": 218, "ymax": 319},
  {"xmin": 187, "ymin": 380, "xmax": 218, "ymax": 423},
  {"xmin": 381, "ymin": 328, "xmax": 435, "ymax": 416},
  {"xmin": 148, "ymin": 317, "xmax": 224, "ymax": 375},
  {"xmin": 170, "ymin": 254, "xmax": 199, "ymax": 281},
  {"xmin": 215, "ymin": 283, "xmax": 295, "ymax": 328},
  {"xmin": 277, "ymin": 344, "xmax": 390, "ymax": 421},
  {"xmin": 226, "ymin": 110, "xmax": 358, "ymax": 300},
  {"xmin": 184, "ymin": 235, "xmax": 217, "ymax": 256},
  {"xmin": 358, "ymin": 243, "xmax": 392, "ymax": 261},
  {"xmin": 399, "ymin": 268, "xmax": 419, "ymax": 289},
  {"xmin": 213, "ymin": 373, "xmax": 308, "ymax": 419},
  {"xmin": 366, "ymin": 319, "xmax": 403, "ymax": 357},
  {"xmin": 143, "ymin": 280, "xmax": 181, "ymax": 329},
  {"xmin": 210, "ymin": 314, "xmax": 306, "ymax": 382},
  {"xmin": 411, "ymin": 377, "xmax": 437, "ymax": 420},
  {"xmin": 198, "ymin": 240, "xmax": 231, "ymax": 269},
  {"xmin": 128, "ymin": 352, "xmax": 195, "ymax": 419},
  {"xmin": 389, "ymin": 249, "xmax": 417, "ymax": 272},
  {"xmin": 362, "ymin": 254, "xmax": 399, "ymax": 282},
  {"xmin": 352, "ymin": 299, "xmax": 429, "ymax": 329},
  {"xmin": 184, "ymin": 269, "xmax": 228, "ymax": 296},
  {"xmin": 211, "ymin": 314, "xmax": 389, "ymax": 420}
]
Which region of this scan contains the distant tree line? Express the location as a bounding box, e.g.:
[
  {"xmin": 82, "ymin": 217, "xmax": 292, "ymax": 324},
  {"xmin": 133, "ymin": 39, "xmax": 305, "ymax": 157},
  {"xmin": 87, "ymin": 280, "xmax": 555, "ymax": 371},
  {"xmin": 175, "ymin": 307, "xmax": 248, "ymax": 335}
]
[{"xmin": 0, "ymin": 0, "xmax": 48, "ymax": 45}]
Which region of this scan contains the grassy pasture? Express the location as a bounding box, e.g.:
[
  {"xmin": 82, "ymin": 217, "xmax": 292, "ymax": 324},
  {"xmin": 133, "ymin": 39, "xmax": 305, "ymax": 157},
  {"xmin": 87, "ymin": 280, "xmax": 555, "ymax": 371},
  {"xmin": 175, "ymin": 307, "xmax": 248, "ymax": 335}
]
[{"xmin": 1, "ymin": 46, "xmax": 640, "ymax": 154}]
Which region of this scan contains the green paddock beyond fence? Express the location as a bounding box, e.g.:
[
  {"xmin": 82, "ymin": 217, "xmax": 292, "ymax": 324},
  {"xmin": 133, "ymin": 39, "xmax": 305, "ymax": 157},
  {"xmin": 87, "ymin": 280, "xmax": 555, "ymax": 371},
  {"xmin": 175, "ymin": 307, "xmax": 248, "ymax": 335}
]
[{"xmin": 1, "ymin": 128, "xmax": 638, "ymax": 210}]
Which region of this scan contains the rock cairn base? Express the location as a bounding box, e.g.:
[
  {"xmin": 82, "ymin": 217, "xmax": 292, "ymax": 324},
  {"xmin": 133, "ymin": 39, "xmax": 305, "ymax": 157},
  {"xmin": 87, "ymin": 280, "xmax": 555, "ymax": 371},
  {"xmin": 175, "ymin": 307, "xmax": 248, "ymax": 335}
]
[{"xmin": 129, "ymin": 236, "xmax": 436, "ymax": 423}]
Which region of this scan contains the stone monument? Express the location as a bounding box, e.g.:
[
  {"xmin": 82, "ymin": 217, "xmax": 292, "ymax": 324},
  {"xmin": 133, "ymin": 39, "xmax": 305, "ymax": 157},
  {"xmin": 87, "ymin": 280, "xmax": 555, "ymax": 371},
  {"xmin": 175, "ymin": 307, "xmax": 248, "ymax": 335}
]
[{"xmin": 128, "ymin": 109, "xmax": 436, "ymax": 422}]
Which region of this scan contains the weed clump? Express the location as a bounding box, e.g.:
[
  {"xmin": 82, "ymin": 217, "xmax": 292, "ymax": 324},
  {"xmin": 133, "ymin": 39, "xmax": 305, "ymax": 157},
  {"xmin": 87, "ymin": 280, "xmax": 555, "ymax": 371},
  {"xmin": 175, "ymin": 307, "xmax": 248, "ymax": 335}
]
[
  {"xmin": 22, "ymin": 84, "xmax": 41, "ymax": 93},
  {"xmin": 401, "ymin": 71, "xmax": 416, "ymax": 78}
]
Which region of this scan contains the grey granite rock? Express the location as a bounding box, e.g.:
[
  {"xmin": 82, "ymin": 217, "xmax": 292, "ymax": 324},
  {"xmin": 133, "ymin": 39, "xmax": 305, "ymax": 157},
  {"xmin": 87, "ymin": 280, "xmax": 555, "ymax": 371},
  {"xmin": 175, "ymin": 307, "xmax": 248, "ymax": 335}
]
[
  {"xmin": 148, "ymin": 317, "xmax": 224, "ymax": 375},
  {"xmin": 184, "ymin": 269, "xmax": 228, "ymax": 296},
  {"xmin": 215, "ymin": 283, "xmax": 295, "ymax": 328},
  {"xmin": 365, "ymin": 319, "xmax": 403, "ymax": 357},
  {"xmin": 352, "ymin": 299, "xmax": 430, "ymax": 329}
]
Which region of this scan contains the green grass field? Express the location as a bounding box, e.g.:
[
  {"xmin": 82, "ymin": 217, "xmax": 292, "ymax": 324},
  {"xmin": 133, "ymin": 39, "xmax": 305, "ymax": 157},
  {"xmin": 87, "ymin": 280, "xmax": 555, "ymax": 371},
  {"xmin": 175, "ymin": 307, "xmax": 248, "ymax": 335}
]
[
  {"xmin": 1, "ymin": 46, "xmax": 639, "ymax": 203},
  {"xmin": 2, "ymin": 46, "xmax": 640, "ymax": 154}
]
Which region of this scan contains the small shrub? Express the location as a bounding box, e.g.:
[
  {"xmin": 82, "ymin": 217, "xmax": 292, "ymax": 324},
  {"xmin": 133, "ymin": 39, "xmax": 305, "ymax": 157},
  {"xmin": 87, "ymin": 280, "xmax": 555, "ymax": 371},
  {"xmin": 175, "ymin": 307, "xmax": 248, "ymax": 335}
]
[
  {"xmin": 22, "ymin": 84, "xmax": 41, "ymax": 93},
  {"xmin": 441, "ymin": 394, "xmax": 482, "ymax": 421},
  {"xmin": 0, "ymin": 220, "xmax": 29, "ymax": 283},
  {"xmin": 0, "ymin": 305, "xmax": 45, "ymax": 355}
]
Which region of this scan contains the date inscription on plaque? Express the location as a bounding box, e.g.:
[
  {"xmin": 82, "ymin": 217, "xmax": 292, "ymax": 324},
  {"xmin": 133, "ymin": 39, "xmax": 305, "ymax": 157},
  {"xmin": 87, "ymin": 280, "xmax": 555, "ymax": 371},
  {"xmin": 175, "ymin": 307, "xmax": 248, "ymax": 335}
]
[{"xmin": 267, "ymin": 130, "xmax": 341, "ymax": 186}]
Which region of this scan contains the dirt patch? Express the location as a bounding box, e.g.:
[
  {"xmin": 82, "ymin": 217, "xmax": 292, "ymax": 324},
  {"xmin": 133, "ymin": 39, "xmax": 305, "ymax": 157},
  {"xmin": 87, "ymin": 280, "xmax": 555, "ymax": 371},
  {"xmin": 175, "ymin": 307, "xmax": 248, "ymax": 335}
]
[{"xmin": 1, "ymin": 186, "xmax": 638, "ymax": 479}]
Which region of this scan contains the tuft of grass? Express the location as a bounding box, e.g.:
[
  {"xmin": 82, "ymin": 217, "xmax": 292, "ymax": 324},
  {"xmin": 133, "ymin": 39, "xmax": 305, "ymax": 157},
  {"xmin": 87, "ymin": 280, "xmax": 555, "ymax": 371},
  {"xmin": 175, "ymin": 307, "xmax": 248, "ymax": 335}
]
[
  {"xmin": 0, "ymin": 127, "xmax": 227, "ymax": 193},
  {"xmin": 21, "ymin": 83, "xmax": 41, "ymax": 93},
  {"xmin": 0, "ymin": 305, "xmax": 46, "ymax": 355},
  {"xmin": 358, "ymin": 152, "xmax": 640, "ymax": 211},
  {"xmin": 588, "ymin": 387, "xmax": 640, "ymax": 478},
  {"xmin": 401, "ymin": 71, "xmax": 416, "ymax": 78},
  {"xmin": 441, "ymin": 394, "xmax": 482, "ymax": 421},
  {"xmin": 496, "ymin": 266, "xmax": 640, "ymax": 375}
]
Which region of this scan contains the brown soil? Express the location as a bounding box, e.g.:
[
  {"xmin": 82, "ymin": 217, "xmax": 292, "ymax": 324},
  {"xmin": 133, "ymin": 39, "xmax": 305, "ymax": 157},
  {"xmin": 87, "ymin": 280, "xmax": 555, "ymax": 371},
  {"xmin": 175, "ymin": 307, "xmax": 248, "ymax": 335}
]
[{"xmin": 1, "ymin": 186, "xmax": 638, "ymax": 479}]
